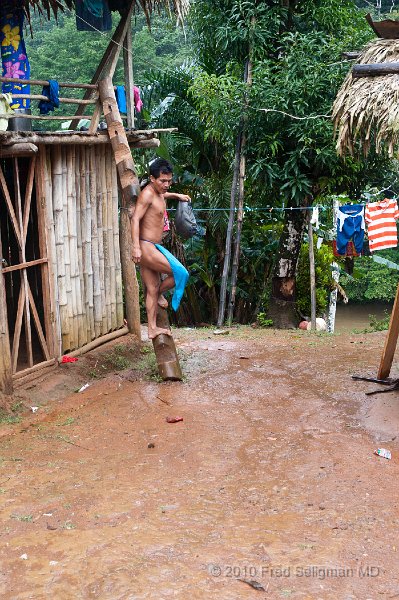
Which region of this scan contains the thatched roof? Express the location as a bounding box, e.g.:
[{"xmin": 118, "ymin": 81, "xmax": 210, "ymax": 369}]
[
  {"xmin": 20, "ymin": 0, "xmax": 190, "ymax": 24},
  {"xmin": 332, "ymin": 39, "xmax": 399, "ymax": 158}
]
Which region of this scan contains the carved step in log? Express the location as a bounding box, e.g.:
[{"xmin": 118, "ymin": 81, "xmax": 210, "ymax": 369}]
[{"xmin": 152, "ymin": 307, "xmax": 183, "ymax": 381}]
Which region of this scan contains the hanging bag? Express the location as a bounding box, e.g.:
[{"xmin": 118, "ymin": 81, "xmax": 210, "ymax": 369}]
[{"xmin": 174, "ymin": 201, "xmax": 199, "ymax": 239}]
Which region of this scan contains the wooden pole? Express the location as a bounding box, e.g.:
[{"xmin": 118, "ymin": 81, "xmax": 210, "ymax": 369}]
[
  {"xmin": 308, "ymin": 218, "xmax": 316, "ymax": 331},
  {"xmin": 0, "ymin": 240, "xmax": 13, "ymax": 396},
  {"xmin": 152, "ymin": 307, "xmax": 183, "ymax": 381},
  {"xmin": 377, "ymin": 279, "xmax": 399, "ymax": 379},
  {"xmin": 352, "ymin": 63, "xmax": 399, "ymax": 78},
  {"xmin": 123, "ymin": 20, "xmax": 135, "ymax": 129},
  {"xmin": 98, "ymin": 76, "xmax": 141, "ymax": 339}
]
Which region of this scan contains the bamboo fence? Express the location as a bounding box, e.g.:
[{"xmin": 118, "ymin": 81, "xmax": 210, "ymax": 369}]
[{"xmin": 45, "ymin": 143, "xmax": 124, "ymax": 353}]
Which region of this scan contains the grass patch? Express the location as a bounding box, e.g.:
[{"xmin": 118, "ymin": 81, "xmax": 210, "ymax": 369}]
[{"xmin": 11, "ymin": 514, "xmax": 33, "ymax": 522}]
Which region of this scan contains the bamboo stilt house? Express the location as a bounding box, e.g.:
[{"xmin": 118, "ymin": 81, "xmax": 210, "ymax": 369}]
[{"xmin": 0, "ymin": 0, "xmax": 188, "ymax": 393}]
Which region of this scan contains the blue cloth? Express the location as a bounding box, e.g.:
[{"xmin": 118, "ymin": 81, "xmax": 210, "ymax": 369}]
[
  {"xmin": 115, "ymin": 85, "xmax": 127, "ymax": 114},
  {"xmin": 154, "ymin": 244, "xmax": 189, "ymax": 311},
  {"xmin": 75, "ymin": 0, "xmax": 112, "ymax": 32},
  {"xmin": 336, "ymin": 204, "xmax": 365, "ymax": 255},
  {"xmin": 0, "ymin": 1, "xmax": 31, "ymax": 109},
  {"xmin": 38, "ymin": 80, "xmax": 59, "ymax": 114}
]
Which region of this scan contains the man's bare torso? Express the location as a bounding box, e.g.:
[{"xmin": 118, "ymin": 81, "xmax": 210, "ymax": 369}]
[{"xmin": 139, "ymin": 186, "xmax": 166, "ymax": 244}]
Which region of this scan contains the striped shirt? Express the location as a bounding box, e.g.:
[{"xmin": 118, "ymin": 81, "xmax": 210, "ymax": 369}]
[{"xmin": 365, "ymin": 199, "xmax": 399, "ymax": 252}]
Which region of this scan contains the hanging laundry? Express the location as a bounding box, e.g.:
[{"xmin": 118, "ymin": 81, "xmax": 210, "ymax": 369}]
[
  {"xmin": 365, "ymin": 198, "xmax": 399, "ymax": 252},
  {"xmin": 115, "ymin": 85, "xmax": 127, "ymax": 114},
  {"xmin": 75, "ymin": 0, "xmax": 112, "ymax": 32},
  {"xmin": 332, "ymin": 240, "xmax": 361, "ymax": 258},
  {"xmin": 310, "ymin": 206, "xmax": 319, "ymax": 230},
  {"xmin": 38, "ymin": 80, "xmax": 59, "ymax": 114},
  {"xmin": 0, "ymin": 1, "xmax": 31, "ymax": 109},
  {"xmin": 336, "ymin": 204, "xmax": 365, "ymax": 256},
  {"xmin": 134, "ymin": 86, "xmax": 143, "ymax": 113},
  {"xmin": 0, "ymin": 92, "xmax": 13, "ymax": 130}
]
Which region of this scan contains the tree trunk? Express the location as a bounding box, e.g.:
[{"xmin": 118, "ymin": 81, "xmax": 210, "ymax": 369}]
[
  {"xmin": 267, "ymin": 204, "xmax": 308, "ymax": 328},
  {"xmin": 217, "ymin": 132, "xmax": 241, "ymax": 326}
]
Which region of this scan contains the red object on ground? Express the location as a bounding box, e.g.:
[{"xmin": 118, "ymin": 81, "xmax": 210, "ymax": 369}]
[
  {"xmin": 166, "ymin": 416, "xmax": 184, "ymax": 423},
  {"xmin": 61, "ymin": 356, "xmax": 79, "ymax": 363}
]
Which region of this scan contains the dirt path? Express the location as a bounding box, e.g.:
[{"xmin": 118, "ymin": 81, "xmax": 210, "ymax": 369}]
[{"xmin": 0, "ymin": 327, "xmax": 398, "ymax": 599}]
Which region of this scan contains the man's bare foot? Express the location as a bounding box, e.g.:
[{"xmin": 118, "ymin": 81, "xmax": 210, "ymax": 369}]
[
  {"xmin": 148, "ymin": 326, "xmax": 172, "ymax": 339},
  {"xmin": 158, "ymin": 294, "xmax": 168, "ymax": 308}
]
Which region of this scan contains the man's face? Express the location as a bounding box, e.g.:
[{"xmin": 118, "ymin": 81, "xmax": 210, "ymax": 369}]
[{"xmin": 150, "ymin": 172, "xmax": 173, "ymax": 194}]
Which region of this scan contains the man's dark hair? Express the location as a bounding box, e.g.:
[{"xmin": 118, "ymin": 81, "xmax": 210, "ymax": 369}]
[{"xmin": 149, "ymin": 158, "xmax": 173, "ymax": 179}]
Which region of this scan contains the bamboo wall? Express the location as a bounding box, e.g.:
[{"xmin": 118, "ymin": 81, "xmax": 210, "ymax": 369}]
[{"xmin": 42, "ymin": 144, "xmax": 124, "ymax": 354}]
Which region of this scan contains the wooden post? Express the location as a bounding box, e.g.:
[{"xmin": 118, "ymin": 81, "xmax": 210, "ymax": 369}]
[
  {"xmin": 377, "ymin": 279, "xmax": 399, "ymax": 379},
  {"xmin": 308, "ymin": 218, "xmax": 316, "ymax": 331},
  {"xmin": 0, "ymin": 241, "xmax": 13, "ymax": 396},
  {"xmin": 123, "ymin": 21, "xmax": 135, "ymax": 129},
  {"xmin": 98, "ymin": 76, "xmax": 141, "ymax": 339},
  {"xmin": 152, "ymin": 307, "xmax": 182, "ymax": 381}
]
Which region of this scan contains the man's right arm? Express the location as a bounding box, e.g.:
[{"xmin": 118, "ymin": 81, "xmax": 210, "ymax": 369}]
[{"xmin": 131, "ymin": 192, "xmax": 150, "ymax": 263}]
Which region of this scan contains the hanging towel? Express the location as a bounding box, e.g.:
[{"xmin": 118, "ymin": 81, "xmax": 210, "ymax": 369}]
[
  {"xmin": 115, "ymin": 85, "xmax": 127, "ymax": 114},
  {"xmin": 154, "ymin": 244, "xmax": 189, "ymax": 311},
  {"xmin": 133, "ymin": 86, "xmax": 143, "ymax": 113},
  {"xmin": 0, "ymin": 92, "xmax": 13, "ymax": 131},
  {"xmin": 336, "ymin": 204, "xmax": 365, "ymax": 255},
  {"xmin": 38, "ymin": 80, "xmax": 59, "ymax": 114},
  {"xmin": 365, "ymin": 198, "xmax": 399, "ymax": 252}
]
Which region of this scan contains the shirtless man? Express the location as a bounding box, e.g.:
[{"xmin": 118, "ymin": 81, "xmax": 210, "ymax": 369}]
[{"xmin": 131, "ymin": 158, "xmax": 190, "ymax": 339}]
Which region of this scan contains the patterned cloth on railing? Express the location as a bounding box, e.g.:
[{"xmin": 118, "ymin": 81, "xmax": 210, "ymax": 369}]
[{"xmin": 0, "ymin": 0, "xmax": 30, "ymax": 109}]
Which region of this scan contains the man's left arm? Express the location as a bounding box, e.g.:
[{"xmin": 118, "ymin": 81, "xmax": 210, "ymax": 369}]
[{"xmin": 164, "ymin": 192, "xmax": 191, "ymax": 202}]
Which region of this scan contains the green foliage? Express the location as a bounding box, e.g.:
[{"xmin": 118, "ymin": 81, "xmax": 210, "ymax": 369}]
[
  {"xmin": 256, "ymin": 313, "xmax": 273, "ymax": 328},
  {"xmin": 354, "ymin": 311, "xmax": 391, "ymax": 334},
  {"xmin": 296, "ymin": 239, "xmax": 334, "ymax": 316},
  {"xmin": 340, "ymin": 250, "xmax": 399, "ymax": 302}
]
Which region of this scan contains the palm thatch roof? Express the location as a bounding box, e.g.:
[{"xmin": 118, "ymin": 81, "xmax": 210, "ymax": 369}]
[
  {"xmin": 332, "ymin": 39, "xmax": 399, "ymax": 158},
  {"xmin": 20, "ymin": 0, "xmax": 190, "ymax": 24}
]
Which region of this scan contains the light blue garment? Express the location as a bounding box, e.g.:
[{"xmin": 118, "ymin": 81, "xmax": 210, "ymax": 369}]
[
  {"xmin": 115, "ymin": 85, "xmax": 127, "ymax": 114},
  {"xmin": 155, "ymin": 244, "xmax": 189, "ymax": 311}
]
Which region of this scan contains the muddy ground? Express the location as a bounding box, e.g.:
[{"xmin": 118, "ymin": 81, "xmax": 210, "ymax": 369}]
[{"xmin": 0, "ymin": 326, "xmax": 398, "ymax": 599}]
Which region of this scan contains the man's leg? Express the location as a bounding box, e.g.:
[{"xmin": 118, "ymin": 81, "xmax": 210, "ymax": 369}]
[
  {"xmin": 140, "ymin": 241, "xmax": 175, "ymax": 309},
  {"xmin": 140, "ymin": 265, "xmax": 172, "ymax": 339}
]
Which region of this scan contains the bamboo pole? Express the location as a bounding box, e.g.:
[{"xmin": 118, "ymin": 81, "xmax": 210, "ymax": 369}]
[
  {"xmin": 100, "ymin": 145, "xmax": 110, "ymax": 332},
  {"xmin": 67, "ymin": 146, "xmax": 80, "ymax": 350},
  {"xmin": 105, "ymin": 147, "xmax": 116, "ymax": 330},
  {"xmin": 110, "ymin": 151, "xmax": 123, "ymax": 328},
  {"xmin": 79, "ymin": 147, "xmax": 91, "ymax": 343},
  {"xmin": 98, "ymin": 76, "xmax": 141, "ymax": 339},
  {"xmin": 42, "ymin": 146, "xmax": 61, "ymax": 356},
  {"xmin": 62, "ymin": 147, "xmax": 75, "ymax": 351},
  {"xmin": 0, "ymin": 76, "xmax": 100, "ymax": 89},
  {"xmin": 66, "ymin": 327, "xmax": 128, "ymax": 358},
  {"xmin": 84, "ymin": 148, "xmax": 95, "ymax": 340},
  {"xmin": 96, "ymin": 145, "xmax": 107, "ymax": 333},
  {"xmin": 89, "ymin": 150, "xmax": 102, "ymax": 338},
  {"xmin": 74, "ymin": 145, "xmax": 87, "ymax": 348},
  {"xmin": 152, "ymin": 307, "xmax": 182, "ymax": 381},
  {"xmin": 52, "ymin": 146, "xmax": 70, "ymax": 351},
  {"xmin": 9, "ymin": 94, "xmax": 97, "ymax": 105}
]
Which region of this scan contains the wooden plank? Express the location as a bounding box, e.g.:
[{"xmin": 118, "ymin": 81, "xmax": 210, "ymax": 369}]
[
  {"xmin": 377, "ymin": 279, "xmax": 399, "ymax": 379},
  {"xmin": 22, "ymin": 155, "xmax": 36, "ymax": 243},
  {"xmin": 35, "ymin": 147, "xmax": 55, "ymax": 358},
  {"xmin": 2, "ymin": 257, "xmax": 48, "ymax": 273},
  {"xmin": 13, "ymin": 158, "xmax": 33, "ymax": 368},
  {"xmin": 308, "ymin": 219, "xmax": 316, "ymax": 331},
  {"xmin": 0, "ymin": 76, "xmax": 99, "ymax": 89},
  {"xmin": 0, "ymin": 114, "xmax": 95, "ymax": 121},
  {"xmin": 0, "ymin": 163, "xmax": 21, "ymax": 248},
  {"xmin": 11, "ymin": 286, "xmax": 24, "ymax": 374},
  {"xmin": 10, "ymin": 94, "xmax": 97, "ymax": 105},
  {"xmin": 27, "ymin": 283, "xmax": 50, "ymax": 360}
]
